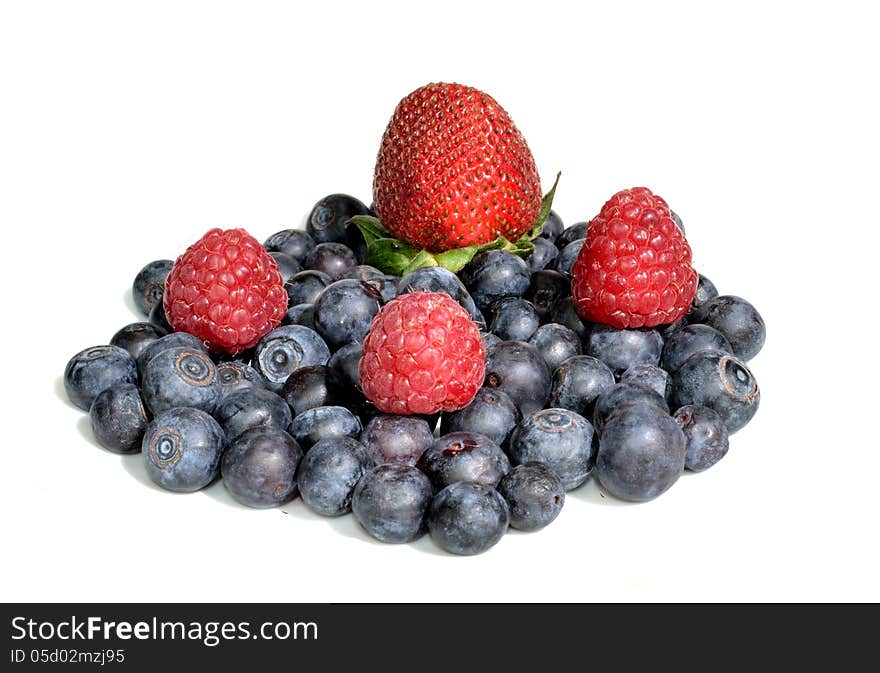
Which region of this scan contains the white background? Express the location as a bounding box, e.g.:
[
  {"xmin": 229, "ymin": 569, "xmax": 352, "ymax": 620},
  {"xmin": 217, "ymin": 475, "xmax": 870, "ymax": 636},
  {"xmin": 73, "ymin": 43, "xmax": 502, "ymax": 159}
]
[{"xmin": 1, "ymin": 1, "xmax": 878, "ymax": 602}]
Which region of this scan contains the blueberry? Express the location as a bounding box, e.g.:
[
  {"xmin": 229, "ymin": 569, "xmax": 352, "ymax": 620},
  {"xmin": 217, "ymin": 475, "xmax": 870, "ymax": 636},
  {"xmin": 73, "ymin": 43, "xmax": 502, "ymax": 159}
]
[
  {"xmin": 142, "ymin": 407, "xmax": 225, "ymax": 493},
  {"xmin": 427, "ymin": 482, "xmax": 509, "ymax": 555},
  {"xmin": 661, "ymin": 324, "xmax": 732, "ymax": 373},
  {"xmin": 669, "ymin": 350, "xmax": 760, "ymax": 433},
  {"xmin": 287, "ymin": 405, "xmax": 362, "ymax": 450},
  {"xmin": 328, "ymin": 342, "xmax": 363, "ymax": 391},
  {"xmin": 397, "ymin": 266, "xmax": 485, "ymax": 328},
  {"xmin": 509, "ymin": 408, "xmax": 595, "ymax": 490},
  {"xmin": 498, "ymin": 462, "xmax": 565, "ymax": 531},
  {"xmin": 524, "ymin": 269, "xmax": 570, "ymax": 322},
  {"xmin": 283, "ymin": 303, "xmax": 315, "ymax": 329},
  {"xmin": 593, "ymin": 382, "xmax": 670, "ymax": 435},
  {"xmin": 344, "ymin": 220, "xmax": 368, "ymax": 264},
  {"xmin": 689, "ymin": 295, "xmax": 765, "ymax": 361},
  {"xmin": 360, "ymin": 414, "xmax": 434, "ymax": 466},
  {"xmin": 527, "ymin": 238, "xmax": 560, "ymax": 272},
  {"xmin": 89, "ymin": 383, "xmax": 147, "ymax": 453},
  {"xmin": 221, "ymin": 427, "xmax": 303, "ymax": 508},
  {"xmin": 417, "ymin": 432, "xmax": 510, "ymax": 490},
  {"xmin": 280, "ymin": 364, "xmax": 354, "ymax": 415},
  {"xmin": 670, "ymin": 210, "xmax": 685, "ymax": 233},
  {"xmin": 268, "ymin": 251, "xmax": 302, "ymax": 283},
  {"xmin": 132, "ymin": 259, "xmax": 173, "ymax": 317},
  {"xmin": 213, "ymin": 388, "xmax": 292, "ymax": 441},
  {"xmin": 306, "ymin": 193, "xmax": 370, "ymax": 244},
  {"xmin": 64, "ymin": 345, "xmax": 138, "ymax": 411},
  {"xmin": 439, "ymin": 387, "xmax": 521, "ymax": 448},
  {"xmin": 297, "ymin": 437, "xmax": 373, "ymax": 516},
  {"xmin": 460, "ymin": 249, "xmax": 531, "ymax": 312},
  {"xmin": 303, "ymin": 242, "xmax": 357, "ymax": 280},
  {"xmin": 216, "ymin": 361, "xmax": 264, "ymax": 398},
  {"xmin": 596, "ymin": 404, "xmax": 686, "ymax": 502},
  {"xmin": 252, "ymin": 325, "xmax": 330, "ymax": 392},
  {"xmin": 352, "ymin": 464, "xmax": 433, "ymax": 543},
  {"xmin": 110, "ymin": 322, "xmax": 168, "ymax": 362},
  {"xmin": 550, "ymin": 296, "xmax": 589, "ymax": 340},
  {"xmin": 528, "ymin": 323, "xmax": 583, "ymax": 371},
  {"xmin": 141, "ymin": 347, "xmax": 222, "ymax": 415},
  {"xmin": 481, "ymin": 332, "xmax": 502, "ymax": 351},
  {"xmin": 264, "ymin": 229, "xmax": 316, "ymax": 262},
  {"xmin": 548, "ymin": 355, "xmax": 615, "ymax": 416},
  {"xmin": 136, "ymin": 332, "xmax": 207, "ymax": 375},
  {"xmin": 553, "ymin": 239, "xmax": 585, "ymax": 277},
  {"xmin": 556, "ymin": 222, "xmax": 588, "ymax": 249},
  {"xmin": 586, "ymin": 324, "xmax": 664, "ymax": 376},
  {"xmin": 148, "ymin": 299, "xmax": 173, "ymax": 332},
  {"xmin": 658, "ymin": 316, "xmax": 689, "ymax": 340},
  {"xmin": 483, "ymin": 341, "xmax": 551, "ymax": 417},
  {"xmin": 539, "ymin": 210, "xmax": 565, "ymax": 243},
  {"xmin": 489, "ymin": 297, "xmax": 540, "ymax": 341},
  {"xmin": 693, "ymin": 274, "xmax": 718, "ymax": 308},
  {"xmin": 621, "ymin": 364, "xmax": 671, "ymax": 399},
  {"xmin": 285, "ymin": 270, "xmax": 332, "ymax": 306},
  {"xmin": 313, "ymin": 279, "xmax": 381, "ymax": 349},
  {"xmin": 673, "ymin": 405, "xmax": 730, "ymax": 472}
]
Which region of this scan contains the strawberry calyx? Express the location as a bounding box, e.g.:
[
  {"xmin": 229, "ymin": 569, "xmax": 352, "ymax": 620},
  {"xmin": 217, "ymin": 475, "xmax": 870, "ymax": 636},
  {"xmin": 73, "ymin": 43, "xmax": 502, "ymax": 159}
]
[{"xmin": 350, "ymin": 173, "xmax": 560, "ymax": 276}]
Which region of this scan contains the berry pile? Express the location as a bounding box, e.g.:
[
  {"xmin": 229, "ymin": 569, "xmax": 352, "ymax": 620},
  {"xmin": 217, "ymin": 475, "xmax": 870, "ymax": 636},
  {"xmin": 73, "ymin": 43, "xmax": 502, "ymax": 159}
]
[{"xmin": 64, "ymin": 82, "xmax": 765, "ymax": 555}]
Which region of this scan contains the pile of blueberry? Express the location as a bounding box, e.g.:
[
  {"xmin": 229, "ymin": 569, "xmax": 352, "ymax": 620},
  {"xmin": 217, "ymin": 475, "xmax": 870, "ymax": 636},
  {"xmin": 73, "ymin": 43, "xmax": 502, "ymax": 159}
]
[{"xmin": 64, "ymin": 193, "xmax": 765, "ymax": 555}]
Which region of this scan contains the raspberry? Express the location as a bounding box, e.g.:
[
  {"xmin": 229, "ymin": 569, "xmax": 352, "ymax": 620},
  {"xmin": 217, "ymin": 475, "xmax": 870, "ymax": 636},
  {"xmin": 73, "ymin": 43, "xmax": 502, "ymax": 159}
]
[
  {"xmin": 164, "ymin": 228, "xmax": 287, "ymax": 354},
  {"xmin": 572, "ymin": 188, "xmax": 698, "ymax": 329},
  {"xmin": 359, "ymin": 292, "xmax": 486, "ymax": 415}
]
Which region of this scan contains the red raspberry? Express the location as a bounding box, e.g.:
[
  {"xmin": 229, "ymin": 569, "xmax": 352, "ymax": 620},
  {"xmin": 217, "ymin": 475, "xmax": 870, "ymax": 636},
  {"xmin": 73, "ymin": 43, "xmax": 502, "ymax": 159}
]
[
  {"xmin": 572, "ymin": 188, "xmax": 698, "ymax": 329},
  {"xmin": 163, "ymin": 228, "xmax": 287, "ymax": 354},
  {"xmin": 359, "ymin": 292, "xmax": 486, "ymax": 415}
]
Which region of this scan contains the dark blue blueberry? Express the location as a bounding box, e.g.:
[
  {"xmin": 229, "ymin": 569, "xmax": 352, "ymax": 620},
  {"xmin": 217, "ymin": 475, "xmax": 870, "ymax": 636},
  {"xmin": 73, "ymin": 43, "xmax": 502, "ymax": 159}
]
[
  {"xmin": 303, "ymin": 242, "xmax": 357, "ymax": 280},
  {"xmin": 110, "ymin": 322, "xmax": 168, "ymax": 364},
  {"xmin": 313, "ymin": 279, "xmax": 381, "ymax": 349},
  {"xmin": 661, "ymin": 324, "xmax": 732, "ymax": 373},
  {"xmin": 670, "ymin": 350, "xmax": 760, "ymax": 433},
  {"xmin": 621, "ymin": 364, "xmax": 671, "ymax": 399},
  {"xmin": 549, "ymin": 296, "xmax": 590, "ymax": 340},
  {"xmin": 283, "ymin": 303, "xmax": 315, "ymax": 329},
  {"xmin": 524, "ymin": 269, "xmax": 570, "ymax": 321},
  {"xmin": 553, "ymin": 239, "xmax": 585, "ymax": 277},
  {"xmin": 693, "ymin": 273, "xmax": 718, "ymax": 308},
  {"xmin": 460, "ymin": 249, "xmax": 531, "ymax": 312},
  {"xmin": 397, "ymin": 266, "xmax": 485, "ymax": 328},
  {"xmin": 481, "ymin": 332, "xmax": 502, "ymax": 351},
  {"xmin": 136, "ymin": 332, "xmax": 207, "ymax": 375},
  {"xmin": 528, "ymin": 323, "xmax": 583, "ymax": 371},
  {"xmin": 360, "ymin": 414, "xmax": 434, "ymax": 466},
  {"xmin": 142, "ymin": 407, "xmax": 225, "ymax": 492},
  {"xmin": 141, "ymin": 347, "xmax": 222, "ymax": 415},
  {"xmin": 268, "ymin": 251, "xmax": 301, "ymax": 283},
  {"xmin": 483, "ymin": 341, "xmax": 551, "ymax": 417},
  {"xmin": 264, "ymin": 229, "xmax": 316, "ymax": 263},
  {"xmin": 344, "ymin": 220, "xmax": 368, "ymax": 263},
  {"xmin": 593, "ymin": 382, "xmax": 669, "ymax": 435},
  {"xmin": 213, "ymin": 388, "xmax": 292, "ymax": 441},
  {"xmin": 489, "ymin": 297, "xmax": 540, "ymax": 341},
  {"xmin": 596, "ymin": 404, "xmax": 686, "ymax": 502},
  {"xmin": 673, "ymin": 405, "xmax": 730, "ymax": 472},
  {"xmin": 427, "ymin": 482, "xmax": 509, "ymax": 555},
  {"xmin": 670, "ymin": 210, "xmax": 685, "ymax": 233},
  {"xmin": 216, "ymin": 361, "xmax": 264, "ymax": 398},
  {"xmin": 89, "ymin": 383, "xmax": 147, "ymax": 453},
  {"xmin": 439, "ymin": 387, "xmax": 521, "ymax": 448},
  {"xmin": 586, "ymin": 324, "xmax": 664, "ymax": 376},
  {"xmin": 556, "ymin": 222, "xmax": 588, "ymax": 249},
  {"xmin": 352, "ymin": 464, "xmax": 433, "ymax": 543},
  {"xmin": 307, "ymin": 193, "xmax": 370, "ymax": 244},
  {"xmin": 527, "ymin": 238, "xmax": 559, "ymax": 272},
  {"xmin": 498, "ymin": 462, "xmax": 565, "ymax": 531},
  {"xmin": 297, "ymin": 437, "xmax": 373, "ymax": 516},
  {"xmin": 280, "ymin": 364, "xmax": 354, "ymax": 416},
  {"xmin": 509, "ymin": 408, "xmax": 595, "ymax": 490},
  {"xmin": 689, "ymin": 295, "xmax": 765, "ymax": 361},
  {"xmin": 328, "ymin": 342, "xmax": 362, "ymax": 391},
  {"xmin": 132, "ymin": 259, "xmax": 173, "ymax": 317},
  {"xmin": 221, "ymin": 427, "xmax": 303, "ymax": 508},
  {"xmin": 148, "ymin": 299, "xmax": 173, "ymax": 332},
  {"xmin": 658, "ymin": 315, "xmax": 689, "ymax": 340},
  {"xmin": 341, "ymin": 264, "xmax": 384, "ymax": 282},
  {"xmin": 417, "ymin": 432, "xmax": 510, "ymax": 490},
  {"xmin": 549, "ymin": 355, "xmax": 615, "ymax": 417},
  {"xmin": 64, "ymin": 345, "xmax": 138, "ymax": 411},
  {"xmin": 287, "ymin": 405, "xmax": 362, "ymax": 450},
  {"xmin": 539, "ymin": 210, "xmax": 565, "ymax": 243},
  {"xmin": 285, "ymin": 270, "xmax": 332, "ymax": 307},
  {"xmin": 253, "ymin": 325, "xmax": 330, "ymax": 392}
]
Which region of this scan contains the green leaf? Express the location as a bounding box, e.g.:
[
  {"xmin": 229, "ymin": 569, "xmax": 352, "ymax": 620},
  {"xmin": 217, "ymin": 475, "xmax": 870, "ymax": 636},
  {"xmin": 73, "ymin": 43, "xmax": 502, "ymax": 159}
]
[
  {"xmin": 349, "ymin": 216, "xmax": 390, "ymax": 247},
  {"xmin": 401, "ymin": 250, "xmax": 439, "ymax": 276},
  {"xmin": 364, "ymin": 238, "xmax": 422, "ymax": 276},
  {"xmin": 526, "ymin": 171, "xmax": 561, "ymax": 240}
]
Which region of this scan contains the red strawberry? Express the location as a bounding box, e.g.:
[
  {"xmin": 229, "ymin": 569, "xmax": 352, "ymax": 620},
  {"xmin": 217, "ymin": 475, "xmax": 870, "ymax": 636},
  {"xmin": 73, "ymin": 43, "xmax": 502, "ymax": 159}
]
[
  {"xmin": 373, "ymin": 82, "xmax": 542, "ymax": 253},
  {"xmin": 571, "ymin": 188, "xmax": 698, "ymax": 329}
]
